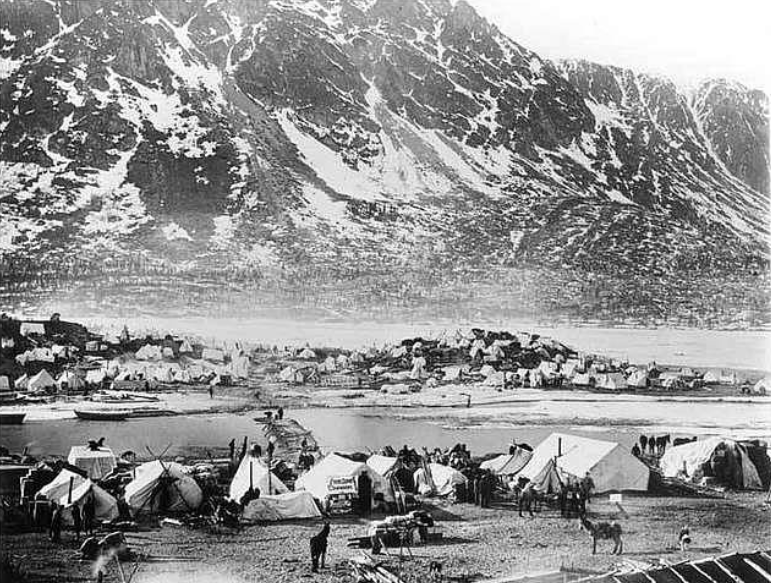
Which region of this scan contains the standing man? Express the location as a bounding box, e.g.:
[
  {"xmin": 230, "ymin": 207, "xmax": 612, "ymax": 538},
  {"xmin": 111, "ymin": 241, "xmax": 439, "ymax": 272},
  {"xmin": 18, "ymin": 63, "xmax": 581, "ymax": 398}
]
[
  {"xmin": 358, "ymin": 473, "xmax": 372, "ymax": 516},
  {"xmin": 71, "ymin": 503, "xmax": 82, "ymax": 542},
  {"xmin": 581, "ymin": 472, "xmax": 595, "ymax": 504},
  {"xmin": 50, "ymin": 503, "xmax": 63, "ymax": 543},
  {"xmin": 83, "ymin": 493, "xmax": 96, "ymax": 536}
]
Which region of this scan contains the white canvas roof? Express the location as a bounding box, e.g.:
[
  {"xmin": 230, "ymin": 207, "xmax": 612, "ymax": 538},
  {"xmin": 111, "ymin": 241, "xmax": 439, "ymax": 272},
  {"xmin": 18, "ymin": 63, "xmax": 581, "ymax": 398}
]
[
  {"xmin": 39, "ymin": 469, "xmax": 119, "ymax": 525},
  {"xmin": 67, "ymin": 446, "xmax": 117, "ymax": 480},
  {"xmin": 0, "ymin": 375, "xmax": 9, "ymax": 392},
  {"xmin": 28, "ymin": 369, "xmax": 55, "ymax": 391},
  {"xmin": 57, "ymin": 371, "xmax": 84, "ymax": 390},
  {"xmin": 659, "ymin": 437, "xmax": 763, "ymax": 489},
  {"xmin": 229, "ymin": 454, "xmax": 288, "ymax": 502},
  {"xmin": 572, "ymin": 372, "xmax": 593, "ymax": 386},
  {"xmin": 480, "ymin": 449, "xmax": 533, "ymax": 476},
  {"xmin": 520, "ymin": 433, "xmax": 649, "ymax": 492},
  {"xmin": 124, "ymin": 460, "xmax": 203, "ymax": 515},
  {"xmin": 595, "ymin": 373, "xmax": 627, "ymax": 390},
  {"xmin": 366, "ymin": 455, "xmax": 400, "ymax": 477},
  {"xmin": 242, "ymin": 491, "xmax": 322, "ymax": 522},
  {"xmin": 428, "ymin": 463, "xmax": 467, "ymax": 496},
  {"xmin": 753, "ymin": 377, "xmax": 770, "ymax": 394},
  {"xmin": 296, "ymin": 453, "xmax": 391, "ymax": 504},
  {"xmin": 627, "ymin": 370, "xmax": 648, "ymax": 388}
]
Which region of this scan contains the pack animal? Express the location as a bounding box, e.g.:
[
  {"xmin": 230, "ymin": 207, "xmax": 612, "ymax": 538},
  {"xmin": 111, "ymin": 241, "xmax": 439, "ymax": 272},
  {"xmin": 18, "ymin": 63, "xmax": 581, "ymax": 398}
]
[
  {"xmin": 655, "ymin": 435, "xmax": 671, "ymax": 455},
  {"xmin": 579, "ymin": 513, "xmax": 623, "ymax": 555},
  {"xmin": 310, "ymin": 522, "xmax": 330, "ymax": 572}
]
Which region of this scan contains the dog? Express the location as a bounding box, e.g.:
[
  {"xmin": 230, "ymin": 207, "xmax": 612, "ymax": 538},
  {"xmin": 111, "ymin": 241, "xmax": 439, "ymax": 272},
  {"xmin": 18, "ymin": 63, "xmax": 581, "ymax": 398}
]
[{"xmin": 310, "ymin": 522, "xmax": 330, "ymax": 572}]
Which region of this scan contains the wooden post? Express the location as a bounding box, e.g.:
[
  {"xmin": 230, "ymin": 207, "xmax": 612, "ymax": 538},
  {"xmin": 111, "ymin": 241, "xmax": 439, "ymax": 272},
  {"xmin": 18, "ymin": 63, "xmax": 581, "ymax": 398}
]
[{"xmin": 67, "ymin": 476, "xmax": 74, "ymax": 504}]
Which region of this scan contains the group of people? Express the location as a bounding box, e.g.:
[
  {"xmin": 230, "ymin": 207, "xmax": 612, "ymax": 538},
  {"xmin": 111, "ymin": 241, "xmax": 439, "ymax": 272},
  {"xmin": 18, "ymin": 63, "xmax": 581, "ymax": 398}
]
[
  {"xmin": 46, "ymin": 494, "xmax": 97, "ymax": 544},
  {"xmin": 632, "ymin": 434, "xmax": 671, "ymax": 458},
  {"xmin": 558, "ymin": 474, "xmax": 594, "ymax": 518}
]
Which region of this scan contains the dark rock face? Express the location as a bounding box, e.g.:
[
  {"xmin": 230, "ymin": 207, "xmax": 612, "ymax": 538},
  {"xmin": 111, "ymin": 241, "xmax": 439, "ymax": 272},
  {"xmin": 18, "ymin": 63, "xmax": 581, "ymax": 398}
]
[
  {"xmin": 692, "ymin": 79, "xmax": 769, "ymax": 195},
  {"xmin": 0, "ymin": 0, "xmax": 767, "ymax": 285}
]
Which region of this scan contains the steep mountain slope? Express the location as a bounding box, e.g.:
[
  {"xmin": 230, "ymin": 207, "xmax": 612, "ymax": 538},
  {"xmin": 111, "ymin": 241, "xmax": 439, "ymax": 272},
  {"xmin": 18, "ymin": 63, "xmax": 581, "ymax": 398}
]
[
  {"xmin": 692, "ymin": 78, "xmax": 769, "ymax": 195},
  {"xmin": 0, "ymin": 0, "xmax": 768, "ymax": 289}
]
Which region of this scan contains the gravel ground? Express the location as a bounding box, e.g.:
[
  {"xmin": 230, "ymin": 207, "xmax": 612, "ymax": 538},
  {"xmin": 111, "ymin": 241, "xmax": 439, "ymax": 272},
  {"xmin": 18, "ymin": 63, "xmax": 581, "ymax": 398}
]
[{"xmin": 2, "ymin": 492, "xmax": 768, "ymax": 583}]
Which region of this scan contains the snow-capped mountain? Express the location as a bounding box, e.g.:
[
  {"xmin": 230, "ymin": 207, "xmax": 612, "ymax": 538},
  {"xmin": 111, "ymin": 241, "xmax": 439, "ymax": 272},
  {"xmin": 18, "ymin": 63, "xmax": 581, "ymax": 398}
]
[{"xmin": 1, "ymin": 0, "xmax": 768, "ymax": 282}]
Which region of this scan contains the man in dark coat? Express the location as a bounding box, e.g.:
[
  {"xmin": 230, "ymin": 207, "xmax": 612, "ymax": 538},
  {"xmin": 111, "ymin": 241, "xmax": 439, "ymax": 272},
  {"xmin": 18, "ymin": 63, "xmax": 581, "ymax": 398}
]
[
  {"xmin": 50, "ymin": 504, "xmax": 63, "ymax": 543},
  {"xmin": 71, "ymin": 504, "xmax": 82, "ymax": 542}
]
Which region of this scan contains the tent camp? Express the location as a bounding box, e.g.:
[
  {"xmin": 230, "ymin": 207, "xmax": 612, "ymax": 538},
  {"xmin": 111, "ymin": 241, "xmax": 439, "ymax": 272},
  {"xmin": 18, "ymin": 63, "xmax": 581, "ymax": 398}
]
[
  {"xmin": 124, "ymin": 460, "xmax": 203, "ymax": 515},
  {"xmin": 426, "ymin": 463, "xmax": 467, "ymax": 496},
  {"xmin": 295, "ymin": 453, "xmax": 391, "ymax": 506},
  {"xmin": 228, "ymin": 454, "xmax": 288, "ymax": 502},
  {"xmin": 67, "ymin": 446, "xmax": 117, "ymax": 480},
  {"xmin": 480, "ymin": 448, "xmax": 533, "ymax": 476},
  {"xmin": 242, "ymin": 491, "xmax": 322, "ymax": 522},
  {"xmin": 27, "ymin": 369, "xmax": 55, "ymax": 392},
  {"xmin": 519, "ymin": 433, "xmax": 649, "ymax": 492},
  {"xmin": 660, "ymin": 437, "xmax": 769, "ymax": 490},
  {"xmin": 38, "ymin": 469, "xmax": 119, "ymax": 525}
]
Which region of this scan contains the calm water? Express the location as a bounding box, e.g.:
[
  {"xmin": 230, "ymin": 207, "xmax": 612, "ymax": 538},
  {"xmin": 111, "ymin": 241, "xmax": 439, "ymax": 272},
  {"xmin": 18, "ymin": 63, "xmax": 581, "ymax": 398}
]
[{"xmin": 2, "ymin": 399, "xmax": 769, "ymax": 459}]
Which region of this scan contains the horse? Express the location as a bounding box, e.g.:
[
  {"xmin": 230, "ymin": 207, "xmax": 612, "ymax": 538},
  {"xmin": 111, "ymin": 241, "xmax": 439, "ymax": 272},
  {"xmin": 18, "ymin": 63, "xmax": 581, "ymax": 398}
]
[
  {"xmin": 639, "ymin": 435, "xmax": 648, "ymax": 453},
  {"xmin": 579, "ymin": 513, "xmax": 623, "ymax": 555},
  {"xmin": 518, "ymin": 484, "xmax": 542, "ymax": 517},
  {"xmin": 310, "ymin": 522, "xmax": 330, "ymax": 572},
  {"xmin": 673, "ymin": 436, "xmax": 697, "ymax": 447}
]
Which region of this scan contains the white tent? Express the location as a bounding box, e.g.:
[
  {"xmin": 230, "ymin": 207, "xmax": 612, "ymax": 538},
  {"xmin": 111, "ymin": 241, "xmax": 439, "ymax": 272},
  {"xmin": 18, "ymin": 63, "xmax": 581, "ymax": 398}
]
[
  {"xmin": 480, "ymin": 449, "xmax": 533, "ymax": 476},
  {"xmin": 85, "ymin": 369, "xmax": 107, "ymax": 385},
  {"xmin": 179, "ymin": 340, "xmax": 194, "ymax": 354},
  {"xmin": 659, "ymin": 437, "xmax": 763, "ymax": 490},
  {"xmin": 520, "ymin": 433, "xmax": 649, "ymax": 492},
  {"xmin": 428, "ymin": 463, "xmax": 467, "ymax": 496},
  {"xmin": 296, "ymin": 453, "xmax": 391, "ymax": 506},
  {"xmin": 0, "ymin": 376, "xmax": 9, "ymax": 392},
  {"xmin": 529, "ymin": 458, "xmax": 564, "ymax": 494},
  {"xmin": 483, "ymin": 371, "xmax": 506, "ymax": 386},
  {"xmin": 229, "ymin": 454, "xmax": 288, "ymax": 502},
  {"xmin": 595, "ymin": 373, "xmax": 627, "ymax": 391},
  {"xmin": 68, "ymin": 446, "xmax": 117, "ymax": 480},
  {"xmin": 124, "ymin": 460, "xmax": 203, "ymax": 515},
  {"xmin": 298, "ymin": 348, "xmax": 317, "ymax": 360},
  {"xmin": 366, "ymin": 455, "xmax": 401, "ymax": 478},
  {"xmin": 627, "ymin": 369, "xmax": 649, "ymax": 388},
  {"xmin": 752, "ymin": 377, "xmax": 770, "ymax": 395},
  {"xmin": 571, "ymin": 372, "xmax": 593, "ymax": 387},
  {"xmin": 242, "ymin": 491, "xmax": 322, "ymax": 522},
  {"xmin": 702, "ymin": 370, "xmax": 721, "ymax": 385},
  {"xmin": 56, "ymin": 371, "xmax": 85, "ymax": 391},
  {"xmin": 38, "ymin": 469, "xmax": 119, "ymax": 525},
  {"xmin": 27, "ymin": 369, "xmax": 56, "ymax": 392},
  {"xmin": 229, "ymin": 355, "xmax": 250, "ymax": 378}
]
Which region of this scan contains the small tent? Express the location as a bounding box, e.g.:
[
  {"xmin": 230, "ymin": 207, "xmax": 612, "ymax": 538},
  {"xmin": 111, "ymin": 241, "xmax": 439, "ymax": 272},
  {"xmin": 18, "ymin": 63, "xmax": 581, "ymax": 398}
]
[
  {"xmin": 136, "ymin": 344, "xmax": 162, "ymax": 361},
  {"xmin": 67, "ymin": 446, "xmax": 117, "ymax": 480},
  {"xmin": 659, "ymin": 437, "xmax": 767, "ymax": 490},
  {"xmin": 0, "ymin": 376, "xmax": 10, "ymax": 392},
  {"xmin": 298, "ymin": 348, "xmax": 317, "ymax": 360},
  {"xmin": 178, "ymin": 339, "xmax": 194, "ymax": 354},
  {"xmin": 124, "ymin": 460, "xmax": 203, "ymax": 515},
  {"xmin": 595, "ymin": 373, "xmax": 627, "ymax": 391},
  {"xmin": 529, "ymin": 458, "xmax": 564, "ymax": 494},
  {"xmin": 27, "ymin": 369, "xmax": 56, "ymax": 392},
  {"xmin": 57, "ymin": 371, "xmax": 85, "ymax": 391},
  {"xmin": 480, "ymin": 448, "xmax": 533, "ymax": 476},
  {"xmin": 201, "ymin": 348, "xmax": 225, "ymax": 363},
  {"xmin": 702, "ymin": 370, "xmax": 721, "ymax": 385},
  {"xmin": 295, "ymin": 453, "xmax": 391, "ymax": 506},
  {"xmin": 242, "ymin": 491, "xmax": 322, "ymax": 522},
  {"xmin": 428, "ymin": 463, "xmax": 467, "ymax": 496},
  {"xmin": 38, "ymin": 469, "xmax": 119, "ymax": 525},
  {"xmin": 14, "ymin": 374, "xmax": 28, "ymax": 390},
  {"xmin": 85, "ymin": 369, "xmax": 107, "ymax": 385},
  {"xmin": 229, "ymin": 454, "xmax": 288, "ymax": 502},
  {"xmin": 752, "ymin": 377, "xmax": 770, "ymax": 395},
  {"xmin": 520, "ymin": 433, "xmax": 649, "ymax": 492},
  {"xmin": 627, "ymin": 369, "xmax": 649, "ymax": 388}
]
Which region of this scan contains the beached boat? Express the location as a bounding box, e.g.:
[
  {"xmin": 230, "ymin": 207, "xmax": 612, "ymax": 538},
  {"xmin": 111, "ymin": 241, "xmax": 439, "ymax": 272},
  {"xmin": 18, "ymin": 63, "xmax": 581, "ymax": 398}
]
[
  {"xmin": 74, "ymin": 409, "xmax": 128, "ymax": 421},
  {"xmin": 0, "ymin": 413, "xmax": 26, "ymax": 425}
]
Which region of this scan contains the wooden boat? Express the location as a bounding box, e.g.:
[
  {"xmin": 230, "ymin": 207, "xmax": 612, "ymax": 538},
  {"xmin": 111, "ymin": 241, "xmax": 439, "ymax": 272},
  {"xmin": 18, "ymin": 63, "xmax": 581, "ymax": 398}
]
[
  {"xmin": 0, "ymin": 413, "xmax": 26, "ymax": 425},
  {"xmin": 74, "ymin": 409, "xmax": 128, "ymax": 421}
]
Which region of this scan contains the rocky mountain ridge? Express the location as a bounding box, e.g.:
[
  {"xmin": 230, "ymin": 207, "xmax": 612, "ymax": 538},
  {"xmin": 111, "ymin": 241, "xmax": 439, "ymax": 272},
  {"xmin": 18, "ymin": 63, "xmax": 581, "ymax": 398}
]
[{"xmin": 0, "ymin": 0, "xmax": 768, "ymax": 293}]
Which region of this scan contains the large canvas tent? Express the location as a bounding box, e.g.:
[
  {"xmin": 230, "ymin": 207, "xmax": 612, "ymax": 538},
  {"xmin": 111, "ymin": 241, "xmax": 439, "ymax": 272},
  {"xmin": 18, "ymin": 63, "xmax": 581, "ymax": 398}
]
[
  {"xmin": 480, "ymin": 448, "xmax": 533, "ymax": 476},
  {"xmin": 242, "ymin": 491, "xmax": 322, "ymax": 522},
  {"xmin": 38, "ymin": 469, "xmax": 119, "ymax": 525},
  {"xmin": 660, "ymin": 437, "xmax": 768, "ymax": 490},
  {"xmin": 27, "ymin": 369, "xmax": 55, "ymax": 392},
  {"xmin": 229, "ymin": 454, "xmax": 288, "ymax": 502},
  {"xmin": 67, "ymin": 446, "xmax": 117, "ymax": 480},
  {"xmin": 366, "ymin": 455, "xmax": 401, "ymax": 478},
  {"xmin": 520, "ymin": 433, "xmax": 649, "ymax": 492},
  {"xmin": 295, "ymin": 453, "xmax": 391, "ymax": 506},
  {"xmin": 124, "ymin": 460, "xmax": 203, "ymax": 515},
  {"xmin": 529, "ymin": 458, "xmax": 564, "ymax": 494}
]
